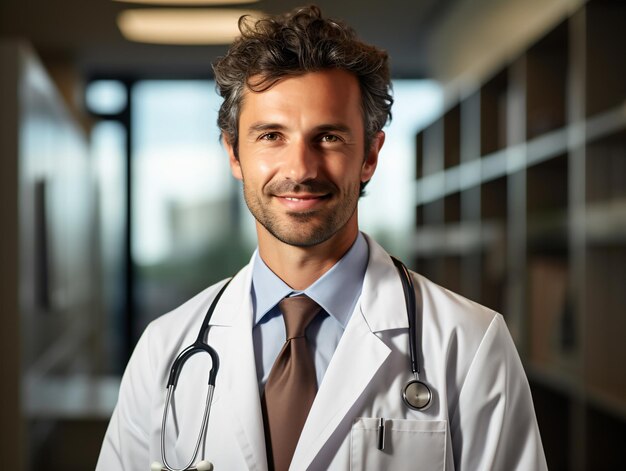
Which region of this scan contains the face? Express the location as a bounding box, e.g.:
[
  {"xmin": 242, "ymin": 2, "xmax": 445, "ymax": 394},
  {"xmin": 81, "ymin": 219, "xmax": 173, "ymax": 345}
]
[{"xmin": 225, "ymin": 69, "xmax": 384, "ymax": 248}]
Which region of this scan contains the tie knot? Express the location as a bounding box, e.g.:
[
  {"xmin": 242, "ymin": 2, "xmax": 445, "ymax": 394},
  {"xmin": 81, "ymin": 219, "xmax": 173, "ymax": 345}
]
[{"xmin": 278, "ymin": 295, "xmax": 321, "ymax": 340}]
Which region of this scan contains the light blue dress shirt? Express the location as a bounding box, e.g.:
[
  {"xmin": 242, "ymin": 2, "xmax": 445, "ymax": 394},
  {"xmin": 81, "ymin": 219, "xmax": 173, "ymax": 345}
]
[{"xmin": 251, "ymin": 232, "xmax": 369, "ymax": 390}]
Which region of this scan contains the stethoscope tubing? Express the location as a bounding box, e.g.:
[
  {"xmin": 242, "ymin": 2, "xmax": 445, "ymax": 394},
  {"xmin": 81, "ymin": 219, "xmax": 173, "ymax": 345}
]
[
  {"xmin": 158, "ymin": 257, "xmax": 431, "ymax": 470},
  {"xmin": 159, "ymin": 280, "xmax": 231, "ymax": 471},
  {"xmin": 391, "ymin": 257, "xmax": 421, "ymax": 376}
]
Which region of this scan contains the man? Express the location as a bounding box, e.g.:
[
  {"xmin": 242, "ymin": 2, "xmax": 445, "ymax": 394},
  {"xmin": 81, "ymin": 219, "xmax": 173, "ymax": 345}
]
[{"xmin": 97, "ymin": 5, "xmax": 547, "ymax": 470}]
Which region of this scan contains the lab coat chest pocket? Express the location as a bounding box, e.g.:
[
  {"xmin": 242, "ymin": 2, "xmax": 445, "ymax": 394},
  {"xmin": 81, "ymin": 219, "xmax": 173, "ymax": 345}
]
[{"xmin": 350, "ymin": 418, "xmax": 447, "ymax": 470}]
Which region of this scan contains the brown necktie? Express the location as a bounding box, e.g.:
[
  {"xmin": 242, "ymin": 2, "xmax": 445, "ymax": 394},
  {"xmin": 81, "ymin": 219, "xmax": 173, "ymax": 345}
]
[{"xmin": 262, "ymin": 295, "xmax": 321, "ymax": 471}]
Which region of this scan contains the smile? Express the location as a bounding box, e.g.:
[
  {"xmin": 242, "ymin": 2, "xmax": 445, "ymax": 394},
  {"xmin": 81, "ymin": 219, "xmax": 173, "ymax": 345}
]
[
  {"xmin": 284, "ymin": 196, "xmax": 318, "ymax": 201},
  {"xmin": 275, "ymin": 194, "xmax": 330, "ymax": 210}
]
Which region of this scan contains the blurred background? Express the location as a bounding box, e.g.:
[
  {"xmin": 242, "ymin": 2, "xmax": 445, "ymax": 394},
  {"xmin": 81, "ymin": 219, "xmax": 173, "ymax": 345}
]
[{"xmin": 0, "ymin": 0, "xmax": 624, "ymax": 469}]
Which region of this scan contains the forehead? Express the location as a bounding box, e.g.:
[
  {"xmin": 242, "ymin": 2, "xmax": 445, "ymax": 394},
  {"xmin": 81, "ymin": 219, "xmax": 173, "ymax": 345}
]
[{"xmin": 239, "ymin": 69, "xmax": 363, "ymax": 128}]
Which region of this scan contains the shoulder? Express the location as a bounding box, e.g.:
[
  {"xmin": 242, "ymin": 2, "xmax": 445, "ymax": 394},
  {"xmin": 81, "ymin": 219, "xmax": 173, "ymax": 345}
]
[
  {"xmin": 412, "ymin": 270, "xmax": 500, "ymax": 337},
  {"xmin": 411, "ymin": 270, "xmax": 522, "ymax": 394},
  {"xmin": 366, "ymin": 231, "xmax": 504, "ymax": 351},
  {"xmin": 363, "ymin": 232, "xmax": 500, "ymax": 334},
  {"xmin": 412, "ymin": 270, "xmax": 507, "ymax": 365}
]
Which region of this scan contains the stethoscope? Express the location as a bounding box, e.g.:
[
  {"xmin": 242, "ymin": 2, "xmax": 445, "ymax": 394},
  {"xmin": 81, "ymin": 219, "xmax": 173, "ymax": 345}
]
[
  {"xmin": 151, "ymin": 256, "xmax": 432, "ymax": 471},
  {"xmin": 390, "ymin": 256, "xmax": 433, "ymax": 412}
]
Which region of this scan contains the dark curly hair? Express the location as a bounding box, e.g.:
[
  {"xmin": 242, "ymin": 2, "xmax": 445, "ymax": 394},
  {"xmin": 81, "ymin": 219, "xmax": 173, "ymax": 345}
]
[{"xmin": 213, "ymin": 5, "xmax": 393, "ymax": 159}]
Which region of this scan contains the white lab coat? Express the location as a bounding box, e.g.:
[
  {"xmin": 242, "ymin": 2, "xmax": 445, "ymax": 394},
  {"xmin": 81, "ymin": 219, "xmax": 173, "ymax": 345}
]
[{"xmin": 97, "ymin": 235, "xmax": 547, "ymax": 470}]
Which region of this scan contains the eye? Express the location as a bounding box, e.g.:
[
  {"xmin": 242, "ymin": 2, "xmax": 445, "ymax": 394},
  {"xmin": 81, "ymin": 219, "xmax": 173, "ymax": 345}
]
[
  {"xmin": 259, "ymin": 132, "xmax": 280, "ymax": 141},
  {"xmin": 320, "ymin": 134, "xmax": 342, "ymax": 143}
]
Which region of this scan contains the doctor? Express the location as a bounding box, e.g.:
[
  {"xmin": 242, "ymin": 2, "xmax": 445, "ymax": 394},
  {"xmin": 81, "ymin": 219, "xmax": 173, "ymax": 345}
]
[{"xmin": 97, "ymin": 5, "xmax": 547, "ymax": 471}]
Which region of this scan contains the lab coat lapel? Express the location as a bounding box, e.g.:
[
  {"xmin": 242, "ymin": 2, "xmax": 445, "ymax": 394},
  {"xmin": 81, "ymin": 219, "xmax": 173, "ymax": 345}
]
[
  {"xmin": 290, "ymin": 236, "xmax": 409, "ymax": 470},
  {"xmin": 210, "ymin": 264, "xmax": 268, "ymax": 471}
]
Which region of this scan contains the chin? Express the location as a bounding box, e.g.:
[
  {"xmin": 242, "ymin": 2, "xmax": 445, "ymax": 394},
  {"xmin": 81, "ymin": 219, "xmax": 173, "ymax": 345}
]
[{"xmin": 268, "ymin": 222, "xmax": 342, "ymax": 248}]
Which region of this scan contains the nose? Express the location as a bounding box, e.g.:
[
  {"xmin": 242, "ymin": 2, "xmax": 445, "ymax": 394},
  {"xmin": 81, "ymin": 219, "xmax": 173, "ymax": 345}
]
[{"xmin": 281, "ymin": 139, "xmax": 318, "ymax": 182}]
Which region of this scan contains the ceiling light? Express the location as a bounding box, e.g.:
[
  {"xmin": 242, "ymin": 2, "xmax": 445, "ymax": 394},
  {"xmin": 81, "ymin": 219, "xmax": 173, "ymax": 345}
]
[
  {"xmin": 113, "ymin": 0, "xmax": 259, "ymax": 4},
  {"xmin": 117, "ymin": 8, "xmax": 263, "ymax": 45}
]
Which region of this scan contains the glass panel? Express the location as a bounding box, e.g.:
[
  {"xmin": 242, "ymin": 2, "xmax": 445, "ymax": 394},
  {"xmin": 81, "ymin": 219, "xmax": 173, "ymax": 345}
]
[
  {"xmin": 132, "ymin": 80, "xmax": 250, "ymax": 333},
  {"xmin": 92, "ymin": 121, "xmax": 127, "ymax": 373}
]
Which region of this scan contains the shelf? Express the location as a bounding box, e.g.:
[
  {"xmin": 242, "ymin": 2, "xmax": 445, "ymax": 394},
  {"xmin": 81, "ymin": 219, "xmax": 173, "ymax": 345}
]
[
  {"xmin": 525, "ymin": 21, "xmax": 568, "ymax": 139},
  {"xmin": 586, "ymin": 385, "xmax": 626, "ymax": 423},
  {"xmin": 442, "ymin": 255, "xmax": 462, "ymax": 295},
  {"xmin": 444, "ymin": 192, "xmax": 461, "ymax": 223},
  {"xmin": 480, "ymin": 69, "xmax": 508, "ymax": 156},
  {"xmin": 527, "ymin": 370, "xmax": 626, "ymax": 468},
  {"xmin": 526, "ymin": 211, "xmax": 568, "ymax": 250},
  {"xmin": 527, "ymin": 363, "xmax": 580, "ymax": 401},
  {"xmin": 585, "ymin": 198, "xmax": 626, "ymax": 243},
  {"xmin": 530, "ymin": 364, "xmax": 626, "ymax": 421},
  {"xmin": 584, "ymin": 244, "xmax": 626, "ymax": 411},
  {"xmin": 585, "ymin": 101, "xmax": 626, "ymax": 143},
  {"xmin": 460, "ymin": 91, "xmax": 481, "ymax": 162},
  {"xmin": 421, "ymin": 199, "xmax": 444, "ymax": 225},
  {"xmin": 480, "ymin": 148, "xmax": 509, "ymax": 182},
  {"xmin": 415, "ymin": 98, "xmax": 626, "ymax": 208},
  {"xmin": 481, "ymin": 176, "xmax": 508, "ymax": 221},
  {"xmin": 410, "ymin": 221, "xmax": 504, "ymax": 256},
  {"xmin": 585, "ymin": 129, "xmax": 626, "ymax": 204},
  {"xmin": 584, "ymin": 0, "xmax": 626, "ymax": 118},
  {"xmin": 527, "ymin": 154, "xmax": 568, "ymax": 218},
  {"xmin": 421, "ymin": 118, "xmax": 444, "ymax": 177},
  {"xmin": 527, "ymin": 127, "xmax": 568, "ymax": 166},
  {"xmin": 444, "ymin": 104, "xmax": 461, "ymax": 169},
  {"xmin": 412, "ymin": 3, "xmax": 626, "ymax": 466},
  {"xmin": 527, "ymin": 254, "xmax": 574, "ymax": 368}
]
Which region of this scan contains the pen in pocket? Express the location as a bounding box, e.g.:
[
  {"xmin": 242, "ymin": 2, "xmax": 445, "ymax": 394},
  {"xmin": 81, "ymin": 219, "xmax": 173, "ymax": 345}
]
[{"xmin": 377, "ymin": 418, "xmax": 386, "ymax": 451}]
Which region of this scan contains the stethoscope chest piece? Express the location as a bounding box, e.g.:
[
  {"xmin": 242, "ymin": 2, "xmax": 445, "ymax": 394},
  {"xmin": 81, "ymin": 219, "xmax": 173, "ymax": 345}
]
[
  {"xmin": 402, "ymin": 379, "xmax": 432, "ymax": 411},
  {"xmin": 151, "ymin": 460, "xmax": 213, "ymax": 471}
]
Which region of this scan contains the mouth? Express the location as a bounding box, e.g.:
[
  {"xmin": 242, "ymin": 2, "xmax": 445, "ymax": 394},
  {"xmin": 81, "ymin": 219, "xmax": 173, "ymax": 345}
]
[
  {"xmin": 275, "ymin": 193, "xmax": 330, "ymax": 211},
  {"xmin": 282, "ymin": 195, "xmax": 326, "ymax": 201}
]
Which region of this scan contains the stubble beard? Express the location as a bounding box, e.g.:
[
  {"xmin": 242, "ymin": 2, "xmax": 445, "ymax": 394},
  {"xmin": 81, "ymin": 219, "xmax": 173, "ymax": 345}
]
[{"xmin": 242, "ymin": 179, "xmax": 360, "ymax": 248}]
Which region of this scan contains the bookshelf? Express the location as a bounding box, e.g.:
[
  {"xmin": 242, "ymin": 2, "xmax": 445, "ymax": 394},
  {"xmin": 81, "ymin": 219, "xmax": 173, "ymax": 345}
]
[{"xmin": 411, "ymin": 1, "xmax": 626, "ymax": 469}]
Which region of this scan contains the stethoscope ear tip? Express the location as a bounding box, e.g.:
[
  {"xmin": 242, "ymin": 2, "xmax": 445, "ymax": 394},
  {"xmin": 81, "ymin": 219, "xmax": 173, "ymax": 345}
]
[{"xmin": 151, "ymin": 462, "xmax": 163, "ymax": 471}]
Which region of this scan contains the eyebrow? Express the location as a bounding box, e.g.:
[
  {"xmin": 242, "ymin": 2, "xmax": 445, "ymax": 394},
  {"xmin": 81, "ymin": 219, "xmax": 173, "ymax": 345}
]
[
  {"xmin": 246, "ymin": 122, "xmax": 353, "ymax": 138},
  {"xmin": 315, "ymin": 123, "xmax": 352, "ymax": 136},
  {"xmin": 245, "ymin": 123, "xmax": 288, "ymax": 139}
]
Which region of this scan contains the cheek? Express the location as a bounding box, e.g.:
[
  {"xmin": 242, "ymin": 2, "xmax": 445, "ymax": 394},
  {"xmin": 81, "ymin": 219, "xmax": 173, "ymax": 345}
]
[
  {"xmin": 239, "ymin": 153, "xmax": 277, "ymax": 186},
  {"xmin": 338, "ymin": 158, "xmax": 367, "ymax": 185},
  {"xmin": 256, "ymin": 159, "xmax": 275, "ymax": 177}
]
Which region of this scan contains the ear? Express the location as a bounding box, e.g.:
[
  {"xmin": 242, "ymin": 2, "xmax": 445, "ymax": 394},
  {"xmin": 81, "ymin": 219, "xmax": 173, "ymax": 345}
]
[
  {"xmin": 361, "ymin": 131, "xmax": 385, "ymax": 183},
  {"xmin": 223, "ymin": 134, "xmax": 243, "ymax": 181}
]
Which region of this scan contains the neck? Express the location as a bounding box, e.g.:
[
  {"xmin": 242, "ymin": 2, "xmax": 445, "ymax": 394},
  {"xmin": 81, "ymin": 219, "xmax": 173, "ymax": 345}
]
[{"xmin": 257, "ymin": 223, "xmax": 359, "ymax": 291}]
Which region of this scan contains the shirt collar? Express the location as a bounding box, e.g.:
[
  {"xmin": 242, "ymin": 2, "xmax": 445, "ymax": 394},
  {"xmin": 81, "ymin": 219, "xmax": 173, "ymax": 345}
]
[{"xmin": 251, "ymin": 232, "xmax": 369, "ymax": 328}]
